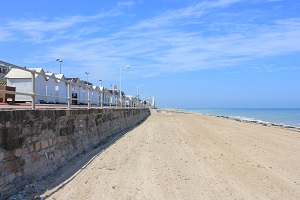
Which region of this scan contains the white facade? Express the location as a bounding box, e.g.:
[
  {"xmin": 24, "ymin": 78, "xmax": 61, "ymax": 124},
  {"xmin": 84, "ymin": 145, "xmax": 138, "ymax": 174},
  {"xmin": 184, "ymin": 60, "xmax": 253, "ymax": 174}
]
[
  {"xmin": 101, "ymin": 88, "xmax": 111, "ymax": 105},
  {"xmin": 45, "ymin": 73, "xmax": 57, "ymax": 103},
  {"xmin": 5, "ymin": 68, "xmax": 47, "ymax": 103},
  {"xmin": 92, "ymin": 86, "xmax": 100, "ymax": 105},
  {"xmin": 4, "ymin": 65, "xmax": 138, "ymax": 106},
  {"xmin": 69, "ymin": 78, "xmax": 82, "ymax": 104},
  {"xmin": 55, "ymin": 74, "xmax": 68, "ymax": 104},
  {"xmin": 81, "ymin": 84, "xmax": 88, "ymax": 105}
]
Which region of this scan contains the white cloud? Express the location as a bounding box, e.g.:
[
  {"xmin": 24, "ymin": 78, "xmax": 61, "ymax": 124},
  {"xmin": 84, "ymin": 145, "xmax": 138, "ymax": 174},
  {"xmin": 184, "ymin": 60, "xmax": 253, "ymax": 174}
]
[
  {"xmin": 0, "ymin": 28, "xmax": 14, "ymax": 41},
  {"xmin": 117, "ymin": 1, "xmax": 136, "ymax": 8},
  {"xmin": 2, "ymin": 0, "xmax": 300, "ymax": 81},
  {"xmin": 3, "ymin": 10, "xmax": 121, "ymax": 43}
]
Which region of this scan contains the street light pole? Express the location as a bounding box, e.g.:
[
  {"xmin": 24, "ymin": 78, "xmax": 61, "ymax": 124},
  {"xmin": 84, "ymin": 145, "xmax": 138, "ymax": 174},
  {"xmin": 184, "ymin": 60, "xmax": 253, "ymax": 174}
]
[
  {"xmin": 56, "ymin": 58, "xmax": 63, "ymax": 74},
  {"xmin": 120, "ymin": 66, "xmax": 130, "ymax": 107},
  {"xmin": 85, "ymin": 72, "xmax": 89, "ymax": 84}
]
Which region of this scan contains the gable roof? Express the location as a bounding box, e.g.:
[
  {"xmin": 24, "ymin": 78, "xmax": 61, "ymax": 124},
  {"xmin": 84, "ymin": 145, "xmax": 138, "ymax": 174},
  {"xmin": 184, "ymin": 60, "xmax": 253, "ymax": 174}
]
[
  {"xmin": 45, "ymin": 73, "xmax": 60, "ymax": 83},
  {"xmin": 54, "ymin": 74, "xmax": 66, "ymax": 83},
  {"xmin": 5, "ymin": 68, "xmax": 46, "ymax": 79}
]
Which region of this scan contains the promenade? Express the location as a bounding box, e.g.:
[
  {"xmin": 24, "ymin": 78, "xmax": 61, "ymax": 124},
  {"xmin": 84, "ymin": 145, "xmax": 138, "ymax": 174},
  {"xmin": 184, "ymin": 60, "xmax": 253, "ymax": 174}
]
[
  {"xmin": 10, "ymin": 110, "xmax": 300, "ymax": 199},
  {"xmin": 0, "ymin": 103, "xmax": 139, "ymax": 110}
]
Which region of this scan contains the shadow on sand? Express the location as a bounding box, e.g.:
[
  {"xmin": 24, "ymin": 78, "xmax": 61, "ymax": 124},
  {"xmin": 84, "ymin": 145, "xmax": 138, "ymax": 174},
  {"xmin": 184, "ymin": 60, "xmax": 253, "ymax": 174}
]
[{"xmin": 23, "ymin": 118, "xmax": 148, "ymax": 200}]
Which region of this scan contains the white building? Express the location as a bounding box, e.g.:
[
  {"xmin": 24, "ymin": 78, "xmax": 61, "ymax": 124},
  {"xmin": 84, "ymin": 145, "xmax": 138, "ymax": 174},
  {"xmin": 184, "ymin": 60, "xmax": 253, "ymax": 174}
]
[
  {"xmin": 67, "ymin": 78, "xmax": 81, "ymax": 105},
  {"xmin": 5, "ymin": 68, "xmax": 47, "ymax": 103},
  {"xmin": 92, "ymin": 86, "xmax": 100, "ymax": 105},
  {"xmin": 45, "ymin": 72, "xmax": 57, "ymax": 103},
  {"xmin": 54, "ymin": 74, "xmax": 68, "ymax": 104},
  {"xmin": 81, "ymin": 83, "xmax": 89, "ymax": 105}
]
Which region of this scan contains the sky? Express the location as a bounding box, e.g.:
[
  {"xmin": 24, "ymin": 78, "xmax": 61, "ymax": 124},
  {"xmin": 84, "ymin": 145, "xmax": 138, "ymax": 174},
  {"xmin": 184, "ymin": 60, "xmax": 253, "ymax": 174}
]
[{"xmin": 0, "ymin": 0, "xmax": 300, "ymax": 108}]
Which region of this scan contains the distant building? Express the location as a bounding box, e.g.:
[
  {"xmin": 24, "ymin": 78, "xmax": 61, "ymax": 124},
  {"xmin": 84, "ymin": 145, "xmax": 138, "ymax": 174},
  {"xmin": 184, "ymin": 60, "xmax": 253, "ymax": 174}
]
[{"xmin": 2, "ymin": 61, "xmax": 138, "ymax": 106}]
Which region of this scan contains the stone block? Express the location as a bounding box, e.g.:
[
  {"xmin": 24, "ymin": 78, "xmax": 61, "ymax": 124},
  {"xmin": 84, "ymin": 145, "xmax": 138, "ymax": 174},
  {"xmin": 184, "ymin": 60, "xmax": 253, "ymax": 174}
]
[
  {"xmin": 49, "ymin": 154, "xmax": 55, "ymax": 162},
  {"xmin": 3, "ymin": 161, "xmax": 17, "ymax": 172},
  {"xmin": 48, "ymin": 138, "xmax": 53, "ymax": 146},
  {"xmin": 14, "ymin": 148, "xmax": 22, "ymax": 157},
  {"xmin": 0, "ymin": 152, "xmax": 4, "ymax": 161},
  {"xmin": 0, "ymin": 176, "xmax": 5, "ymax": 186},
  {"xmin": 1, "ymin": 184, "xmax": 16, "ymax": 197},
  {"xmin": 5, "ymin": 173, "xmax": 16, "ymax": 182},
  {"xmin": 30, "ymin": 152, "xmax": 38, "ymax": 161},
  {"xmin": 32, "ymin": 136, "xmax": 38, "ymax": 142},
  {"xmin": 22, "ymin": 146, "xmax": 29, "ymax": 154},
  {"xmin": 16, "ymin": 179, "xmax": 28, "ymax": 189},
  {"xmin": 50, "ymin": 146, "xmax": 55, "ymax": 152},
  {"xmin": 41, "ymin": 140, "xmax": 48, "ymax": 149},
  {"xmin": 54, "ymin": 150, "xmax": 62, "ymax": 159},
  {"xmin": 23, "ymin": 165, "xmax": 33, "ymax": 175},
  {"xmin": 29, "ymin": 145, "xmax": 34, "ymax": 152},
  {"xmin": 21, "ymin": 153, "xmax": 30, "ymax": 163},
  {"xmin": 35, "ymin": 142, "xmax": 41, "ymax": 151},
  {"xmin": 60, "ymin": 136, "xmax": 67, "ymax": 142},
  {"xmin": 61, "ymin": 149, "xmax": 67, "ymax": 156}
]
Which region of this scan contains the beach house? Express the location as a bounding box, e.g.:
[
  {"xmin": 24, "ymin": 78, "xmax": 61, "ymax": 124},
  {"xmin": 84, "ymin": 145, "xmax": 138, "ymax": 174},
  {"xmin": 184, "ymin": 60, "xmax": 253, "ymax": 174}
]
[
  {"xmin": 67, "ymin": 78, "xmax": 81, "ymax": 104},
  {"xmin": 5, "ymin": 68, "xmax": 47, "ymax": 103},
  {"xmin": 92, "ymin": 85, "xmax": 100, "ymax": 105},
  {"xmin": 45, "ymin": 72, "xmax": 57, "ymax": 103},
  {"xmin": 55, "ymin": 74, "xmax": 68, "ymax": 104}
]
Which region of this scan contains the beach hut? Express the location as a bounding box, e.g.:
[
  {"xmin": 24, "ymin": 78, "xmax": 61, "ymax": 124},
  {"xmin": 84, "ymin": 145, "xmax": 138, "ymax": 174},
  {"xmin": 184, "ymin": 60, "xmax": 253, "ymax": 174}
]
[
  {"xmin": 100, "ymin": 87, "xmax": 109, "ymax": 106},
  {"xmin": 80, "ymin": 82, "xmax": 88, "ymax": 105},
  {"xmin": 54, "ymin": 74, "xmax": 68, "ymax": 104},
  {"xmin": 110, "ymin": 89, "xmax": 119, "ymax": 106},
  {"xmin": 92, "ymin": 86, "xmax": 100, "ymax": 105},
  {"xmin": 5, "ymin": 68, "xmax": 47, "ymax": 103},
  {"xmin": 45, "ymin": 72, "xmax": 57, "ymax": 103},
  {"xmin": 126, "ymin": 95, "xmax": 134, "ymax": 107},
  {"xmin": 66, "ymin": 78, "xmax": 81, "ymax": 105}
]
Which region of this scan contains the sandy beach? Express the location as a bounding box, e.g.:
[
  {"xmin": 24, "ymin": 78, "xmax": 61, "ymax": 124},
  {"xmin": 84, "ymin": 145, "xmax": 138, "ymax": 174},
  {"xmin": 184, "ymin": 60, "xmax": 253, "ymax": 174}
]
[{"xmin": 21, "ymin": 110, "xmax": 300, "ymax": 199}]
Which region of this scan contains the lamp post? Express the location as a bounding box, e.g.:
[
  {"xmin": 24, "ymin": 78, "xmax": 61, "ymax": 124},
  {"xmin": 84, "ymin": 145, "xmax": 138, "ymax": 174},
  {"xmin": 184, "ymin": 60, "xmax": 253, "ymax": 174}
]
[
  {"xmin": 85, "ymin": 72, "xmax": 89, "ymax": 84},
  {"xmin": 120, "ymin": 66, "xmax": 130, "ymax": 107},
  {"xmin": 56, "ymin": 58, "xmax": 63, "ymax": 74},
  {"xmin": 99, "ymin": 79, "xmax": 102, "ymax": 87}
]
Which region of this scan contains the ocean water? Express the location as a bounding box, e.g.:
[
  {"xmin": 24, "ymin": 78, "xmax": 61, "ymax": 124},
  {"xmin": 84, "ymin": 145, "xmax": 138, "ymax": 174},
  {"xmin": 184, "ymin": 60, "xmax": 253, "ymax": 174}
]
[{"xmin": 181, "ymin": 108, "xmax": 300, "ymax": 128}]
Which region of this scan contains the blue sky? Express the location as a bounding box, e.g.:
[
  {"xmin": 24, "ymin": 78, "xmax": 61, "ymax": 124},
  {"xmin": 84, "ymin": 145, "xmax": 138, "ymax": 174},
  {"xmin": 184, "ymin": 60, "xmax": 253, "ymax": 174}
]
[{"xmin": 1, "ymin": 0, "xmax": 299, "ymax": 108}]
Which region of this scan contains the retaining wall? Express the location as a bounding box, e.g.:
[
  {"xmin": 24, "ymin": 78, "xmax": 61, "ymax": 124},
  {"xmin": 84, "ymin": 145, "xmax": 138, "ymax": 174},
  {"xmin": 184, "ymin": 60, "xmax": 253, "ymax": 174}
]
[{"xmin": 0, "ymin": 108, "xmax": 150, "ymax": 199}]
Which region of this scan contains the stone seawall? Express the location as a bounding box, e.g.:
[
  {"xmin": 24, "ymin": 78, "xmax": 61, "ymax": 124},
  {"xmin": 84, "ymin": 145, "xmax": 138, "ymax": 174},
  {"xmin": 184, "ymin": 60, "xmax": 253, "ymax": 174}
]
[{"xmin": 0, "ymin": 108, "xmax": 150, "ymax": 199}]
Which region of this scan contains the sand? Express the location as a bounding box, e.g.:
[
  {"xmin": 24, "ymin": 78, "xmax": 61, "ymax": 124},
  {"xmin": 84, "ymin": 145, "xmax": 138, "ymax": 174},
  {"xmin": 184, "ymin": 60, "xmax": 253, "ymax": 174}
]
[{"xmin": 23, "ymin": 110, "xmax": 300, "ymax": 199}]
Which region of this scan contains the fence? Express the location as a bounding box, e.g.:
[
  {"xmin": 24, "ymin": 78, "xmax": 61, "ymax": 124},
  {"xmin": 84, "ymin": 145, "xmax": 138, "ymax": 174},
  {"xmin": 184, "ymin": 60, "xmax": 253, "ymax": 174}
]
[{"xmin": 0, "ymin": 61, "xmax": 144, "ymax": 109}]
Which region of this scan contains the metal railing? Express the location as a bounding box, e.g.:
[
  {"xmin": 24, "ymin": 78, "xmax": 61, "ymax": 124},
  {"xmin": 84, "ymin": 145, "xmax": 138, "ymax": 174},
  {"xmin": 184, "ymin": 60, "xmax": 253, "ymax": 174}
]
[{"xmin": 0, "ymin": 61, "xmax": 144, "ymax": 109}]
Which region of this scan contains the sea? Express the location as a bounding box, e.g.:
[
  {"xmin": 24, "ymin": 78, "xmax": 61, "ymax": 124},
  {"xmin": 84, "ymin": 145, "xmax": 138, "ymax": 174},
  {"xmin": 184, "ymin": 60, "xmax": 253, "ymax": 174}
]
[{"xmin": 180, "ymin": 108, "xmax": 300, "ymax": 128}]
